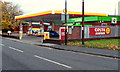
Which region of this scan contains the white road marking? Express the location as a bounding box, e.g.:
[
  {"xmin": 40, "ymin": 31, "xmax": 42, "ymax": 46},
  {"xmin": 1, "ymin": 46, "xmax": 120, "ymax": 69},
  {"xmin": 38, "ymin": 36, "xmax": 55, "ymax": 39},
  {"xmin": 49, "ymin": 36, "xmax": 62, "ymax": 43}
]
[
  {"xmin": 9, "ymin": 47, "xmax": 23, "ymax": 53},
  {"xmin": 58, "ymin": 50, "xmax": 119, "ymax": 60},
  {"xmin": 0, "ymin": 44, "xmax": 5, "ymax": 46},
  {"xmin": 95, "ymin": 55, "xmax": 119, "ymax": 60},
  {"xmin": 34, "ymin": 55, "xmax": 72, "ymax": 69},
  {"xmin": 76, "ymin": 52, "xmax": 119, "ymax": 60},
  {"xmin": 71, "ymin": 51, "xmax": 118, "ymax": 60}
]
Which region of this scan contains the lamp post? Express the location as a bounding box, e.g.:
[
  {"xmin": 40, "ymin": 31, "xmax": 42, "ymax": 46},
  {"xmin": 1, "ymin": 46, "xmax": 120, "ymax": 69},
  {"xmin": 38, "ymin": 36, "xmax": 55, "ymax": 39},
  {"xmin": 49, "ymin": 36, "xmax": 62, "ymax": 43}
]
[
  {"xmin": 64, "ymin": 0, "xmax": 67, "ymax": 45},
  {"xmin": 118, "ymin": 1, "xmax": 120, "ymax": 15},
  {"xmin": 82, "ymin": 0, "xmax": 85, "ymax": 45}
]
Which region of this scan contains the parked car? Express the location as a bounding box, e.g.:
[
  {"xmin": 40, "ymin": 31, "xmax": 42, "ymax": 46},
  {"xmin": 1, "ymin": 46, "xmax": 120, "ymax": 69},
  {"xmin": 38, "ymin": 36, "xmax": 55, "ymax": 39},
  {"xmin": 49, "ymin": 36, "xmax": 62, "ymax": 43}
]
[{"xmin": 46, "ymin": 30, "xmax": 59, "ymax": 37}]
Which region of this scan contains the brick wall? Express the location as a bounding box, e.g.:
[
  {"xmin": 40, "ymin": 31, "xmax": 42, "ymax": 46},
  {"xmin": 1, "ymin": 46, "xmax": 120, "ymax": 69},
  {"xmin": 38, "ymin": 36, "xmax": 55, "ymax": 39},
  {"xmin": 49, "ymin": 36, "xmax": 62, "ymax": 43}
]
[
  {"xmin": 68, "ymin": 26, "xmax": 81, "ymax": 39},
  {"xmin": 54, "ymin": 25, "xmax": 63, "ymax": 33}
]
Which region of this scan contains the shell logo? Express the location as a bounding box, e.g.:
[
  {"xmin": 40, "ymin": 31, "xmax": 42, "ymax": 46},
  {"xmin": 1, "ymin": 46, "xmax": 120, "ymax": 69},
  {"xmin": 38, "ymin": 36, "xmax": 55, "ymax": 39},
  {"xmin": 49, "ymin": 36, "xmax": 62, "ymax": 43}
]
[
  {"xmin": 105, "ymin": 27, "xmax": 111, "ymax": 34},
  {"xmin": 63, "ymin": 9, "xmax": 67, "ymax": 13}
]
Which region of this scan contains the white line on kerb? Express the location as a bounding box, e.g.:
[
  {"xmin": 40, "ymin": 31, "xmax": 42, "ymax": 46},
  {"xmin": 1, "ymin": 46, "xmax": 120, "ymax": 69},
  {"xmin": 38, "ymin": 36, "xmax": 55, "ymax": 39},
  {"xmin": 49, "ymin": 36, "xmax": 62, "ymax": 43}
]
[
  {"xmin": 9, "ymin": 47, "xmax": 23, "ymax": 53},
  {"xmin": 0, "ymin": 44, "xmax": 5, "ymax": 46},
  {"xmin": 34, "ymin": 55, "xmax": 72, "ymax": 69}
]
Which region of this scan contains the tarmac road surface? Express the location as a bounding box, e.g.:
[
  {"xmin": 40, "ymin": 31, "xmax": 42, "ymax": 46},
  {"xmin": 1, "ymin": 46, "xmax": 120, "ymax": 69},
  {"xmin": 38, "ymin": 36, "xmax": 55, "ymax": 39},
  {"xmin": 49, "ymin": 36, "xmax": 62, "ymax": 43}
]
[{"xmin": 1, "ymin": 37, "xmax": 119, "ymax": 71}]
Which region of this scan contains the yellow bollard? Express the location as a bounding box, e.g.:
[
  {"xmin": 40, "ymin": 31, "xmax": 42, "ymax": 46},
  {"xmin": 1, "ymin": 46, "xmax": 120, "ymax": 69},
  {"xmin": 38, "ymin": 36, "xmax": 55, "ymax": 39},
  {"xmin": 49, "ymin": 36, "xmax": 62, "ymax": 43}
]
[{"xmin": 44, "ymin": 32, "xmax": 50, "ymax": 40}]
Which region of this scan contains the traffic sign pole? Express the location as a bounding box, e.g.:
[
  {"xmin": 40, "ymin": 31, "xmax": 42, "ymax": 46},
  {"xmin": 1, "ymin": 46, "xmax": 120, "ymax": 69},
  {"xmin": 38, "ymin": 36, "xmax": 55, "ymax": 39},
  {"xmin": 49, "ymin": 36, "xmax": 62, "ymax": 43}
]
[
  {"xmin": 82, "ymin": 0, "xmax": 85, "ymax": 45},
  {"xmin": 64, "ymin": 0, "xmax": 67, "ymax": 45}
]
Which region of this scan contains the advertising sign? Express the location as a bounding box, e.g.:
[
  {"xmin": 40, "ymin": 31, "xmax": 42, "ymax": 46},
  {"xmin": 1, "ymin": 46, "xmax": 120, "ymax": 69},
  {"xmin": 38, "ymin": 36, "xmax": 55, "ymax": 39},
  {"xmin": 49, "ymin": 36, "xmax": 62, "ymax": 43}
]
[
  {"xmin": 59, "ymin": 27, "xmax": 65, "ymax": 40},
  {"xmin": 111, "ymin": 18, "xmax": 117, "ymax": 24},
  {"xmin": 40, "ymin": 21, "xmax": 43, "ymax": 25},
  {"xmin": 89, "ymin": 27, "xmax": 111, "ymax": 35}
]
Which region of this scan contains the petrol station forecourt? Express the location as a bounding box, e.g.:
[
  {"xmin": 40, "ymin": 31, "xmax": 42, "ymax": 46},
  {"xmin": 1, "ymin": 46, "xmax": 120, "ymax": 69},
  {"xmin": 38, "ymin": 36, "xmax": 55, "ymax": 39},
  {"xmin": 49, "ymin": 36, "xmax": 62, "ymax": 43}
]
[
  {"xmin": 15, "ymin": 10, "xmax": 120, "ymax": 50},
  {"xmin": 15, "ymin": 10, "xmax": 107, "ymax": 37}
]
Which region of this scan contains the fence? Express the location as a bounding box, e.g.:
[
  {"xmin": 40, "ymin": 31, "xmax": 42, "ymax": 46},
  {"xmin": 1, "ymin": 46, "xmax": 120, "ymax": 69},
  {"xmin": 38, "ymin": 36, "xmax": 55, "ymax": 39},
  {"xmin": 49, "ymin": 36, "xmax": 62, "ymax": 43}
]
[{"xmin": 82, "ymin": 26, "xmax": 120, "ymax": 38}]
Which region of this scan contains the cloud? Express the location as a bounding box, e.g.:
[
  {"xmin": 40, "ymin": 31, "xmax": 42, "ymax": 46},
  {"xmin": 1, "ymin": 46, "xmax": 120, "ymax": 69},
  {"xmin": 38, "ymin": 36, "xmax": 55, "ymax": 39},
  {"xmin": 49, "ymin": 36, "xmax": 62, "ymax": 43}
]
[{"xmin": 4, "ymin": 0, "xmax": 120, "ymax": 15}]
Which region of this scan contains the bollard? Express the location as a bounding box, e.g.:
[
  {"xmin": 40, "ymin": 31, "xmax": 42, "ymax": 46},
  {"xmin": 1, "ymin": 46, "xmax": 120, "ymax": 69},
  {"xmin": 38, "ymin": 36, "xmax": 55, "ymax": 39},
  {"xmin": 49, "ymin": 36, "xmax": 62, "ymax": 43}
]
[
  {"xmin": 19, "ymin": 31, "xmax": 23, "ymax": 40},
  {"xmin": 44, "ymin": 32, "xmax": 50, "ymax": 40}
]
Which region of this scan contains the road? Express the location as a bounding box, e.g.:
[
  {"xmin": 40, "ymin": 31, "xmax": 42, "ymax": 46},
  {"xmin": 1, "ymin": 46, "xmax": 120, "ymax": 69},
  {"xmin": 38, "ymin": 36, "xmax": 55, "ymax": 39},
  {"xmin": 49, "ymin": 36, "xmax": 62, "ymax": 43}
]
[{"xmin": 1, "ymin": 37, "xmax": 119, "ymax": 70}]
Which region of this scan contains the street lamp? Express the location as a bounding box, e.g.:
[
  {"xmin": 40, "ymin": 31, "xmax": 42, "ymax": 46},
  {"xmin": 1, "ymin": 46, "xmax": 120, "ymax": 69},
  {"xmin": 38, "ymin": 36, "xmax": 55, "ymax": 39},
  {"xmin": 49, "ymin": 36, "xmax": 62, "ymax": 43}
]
[
  {"xmin": 82, "ymin": 0, "xmax": 85, "ymax": 45},
  {"xmin": 64, "ymin": 0, "xmax": 67, "ymax": 45}
]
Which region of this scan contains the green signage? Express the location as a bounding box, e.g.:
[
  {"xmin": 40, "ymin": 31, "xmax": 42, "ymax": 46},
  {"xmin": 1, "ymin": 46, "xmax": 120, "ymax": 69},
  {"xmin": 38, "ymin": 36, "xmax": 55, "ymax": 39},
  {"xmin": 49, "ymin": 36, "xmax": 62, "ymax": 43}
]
[
  {"xmin": 66, "ymin": 16, "xmax": 120, "ymax": 23},
  {"xmin": 68, "ymin": 25, "xmax": 92, "ymax": 27}
]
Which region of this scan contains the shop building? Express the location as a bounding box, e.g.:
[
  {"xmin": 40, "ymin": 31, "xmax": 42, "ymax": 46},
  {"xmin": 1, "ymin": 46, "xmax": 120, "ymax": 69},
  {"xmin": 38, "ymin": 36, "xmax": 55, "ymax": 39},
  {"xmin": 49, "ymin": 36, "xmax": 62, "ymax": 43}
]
[{"xmin": 66, "ymin": 16, "xmax": 120, "ymax": 40}]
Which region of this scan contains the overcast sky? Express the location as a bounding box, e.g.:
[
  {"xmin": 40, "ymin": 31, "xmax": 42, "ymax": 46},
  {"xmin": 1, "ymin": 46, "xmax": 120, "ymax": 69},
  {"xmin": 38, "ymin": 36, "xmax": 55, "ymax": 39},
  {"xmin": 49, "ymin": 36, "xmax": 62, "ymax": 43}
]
[{"xmin": 3, "ymin": 0, "xmax": 120, "ymax": 15}]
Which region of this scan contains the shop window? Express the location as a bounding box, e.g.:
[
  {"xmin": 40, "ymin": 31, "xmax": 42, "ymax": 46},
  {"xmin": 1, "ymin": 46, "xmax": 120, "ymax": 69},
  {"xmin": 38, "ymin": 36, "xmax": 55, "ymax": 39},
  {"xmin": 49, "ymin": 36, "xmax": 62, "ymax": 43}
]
[
  {"xmin": 68, "ymin": 28, "xmax": 72, "ymax": 34},
  {"xmin": 102, "ymin": 23, "xmax": 107, "ymax": 26}
]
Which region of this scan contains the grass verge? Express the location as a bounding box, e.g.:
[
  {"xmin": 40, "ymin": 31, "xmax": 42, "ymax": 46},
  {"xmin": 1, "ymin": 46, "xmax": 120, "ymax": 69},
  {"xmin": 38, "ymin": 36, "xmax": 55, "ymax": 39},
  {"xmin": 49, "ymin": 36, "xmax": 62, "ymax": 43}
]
[{"xmin": 68, "ymin": 39, "xmax": 120, "ymax": 50}]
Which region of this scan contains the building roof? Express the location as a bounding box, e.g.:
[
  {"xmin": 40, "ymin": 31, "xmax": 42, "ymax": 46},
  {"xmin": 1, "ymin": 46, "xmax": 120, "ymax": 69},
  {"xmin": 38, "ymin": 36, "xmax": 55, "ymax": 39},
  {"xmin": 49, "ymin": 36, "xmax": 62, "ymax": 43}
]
[{"xmin": 15, "ymin": 10, "xmax": 107, "ymax": 22}]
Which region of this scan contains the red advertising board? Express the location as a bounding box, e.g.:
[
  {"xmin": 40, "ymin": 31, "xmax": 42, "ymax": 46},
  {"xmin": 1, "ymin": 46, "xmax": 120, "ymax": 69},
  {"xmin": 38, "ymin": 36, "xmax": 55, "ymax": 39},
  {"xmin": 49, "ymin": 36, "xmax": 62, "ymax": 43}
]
[
  {"xmin": 89, "ymin": 27, "xmax": 111, "ymax": 35},
  {"xmin": 59, "ymin": 27, "xmax": 65, "ymax": 40}
]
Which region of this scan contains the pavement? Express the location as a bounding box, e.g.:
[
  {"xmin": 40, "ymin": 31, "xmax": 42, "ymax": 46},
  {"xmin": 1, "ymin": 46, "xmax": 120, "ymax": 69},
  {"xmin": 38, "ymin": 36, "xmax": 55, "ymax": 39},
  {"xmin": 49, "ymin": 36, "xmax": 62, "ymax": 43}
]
[{"xmin": 1, "ymin": 33, "xmax": 120, "ymax": 59}]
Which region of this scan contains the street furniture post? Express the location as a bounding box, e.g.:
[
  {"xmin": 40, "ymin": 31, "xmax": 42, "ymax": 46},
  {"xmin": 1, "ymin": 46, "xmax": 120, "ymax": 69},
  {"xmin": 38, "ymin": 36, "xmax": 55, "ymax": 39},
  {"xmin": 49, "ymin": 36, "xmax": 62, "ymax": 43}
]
[
  {"xmin": 82, "ymin": 0, "xmax": 85, "ymax": 45},
  {"xmin": 19, "ymin": 23, "xmax": 23, "ymax": 40},
  {"xmin": 64, "ymin": 0, "xmax": 67, "ymax": 45}
]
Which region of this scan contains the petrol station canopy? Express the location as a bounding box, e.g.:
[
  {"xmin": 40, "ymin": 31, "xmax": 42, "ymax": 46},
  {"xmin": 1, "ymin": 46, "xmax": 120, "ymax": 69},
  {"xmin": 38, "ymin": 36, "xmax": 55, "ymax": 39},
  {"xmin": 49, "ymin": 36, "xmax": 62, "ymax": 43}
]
[{"xmin": 15, "ymin": 10, "xmax": 107, "ymax": 22}]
